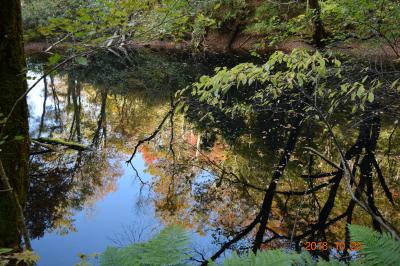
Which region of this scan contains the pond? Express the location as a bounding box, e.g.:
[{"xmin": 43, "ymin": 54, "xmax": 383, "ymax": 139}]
[
  {"xmin": 26, "ymin": 51, "xmax": 252, "ymax": 265},
  {"xmin": 19, "ymin": 50, "xmax": 400, "ymax": 265}
]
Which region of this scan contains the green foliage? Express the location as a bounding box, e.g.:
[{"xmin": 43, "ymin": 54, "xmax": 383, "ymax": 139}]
[
  {"xmin": 48, "ymin": 53, "xmax": 62, "ymax": 65},
  {"xmin": 191, "ymin": 13, "xmax": 216, "ymax": 49},
  {"xmin": 95, "ymin": 223, "xmax": 400, "ymax": 266},
  {"xmin": 320, "ymin": 0, "xmax": 400, "ymax": 53},
  {"xmin": 243, "ymin": 0, "xmax": 400, "ymax": 49},
  {"xmin": 0, "ymin": 249, "xmax": 12, "ymax": 255},
  {"xmin": 211, "ymin": 249, "xmax": 351, "ymax": 266},
  {"xmin": 22, "ymin": 0, "xmax": 77, "ymax": 39},
  {"xmin": 192, "ymin": 49, "xmax": 337, "ymax": 99},
  {"xmin": 349, "ymin": 224, "xmax": 400, "ymax": 266},
  {"xmin": 190, "ymin": 50, "xmax": 330, "ymax": 114},
  {"xmin": 244, "ymin": 1, "xmax": 309, "ymax": 47},
  {"xmin": 207, "ymin": 0, "xmax": 248, "ymax": 26},
  {"xmin": 22, "ymin": 0, "xmax": 400, "ymax": 55},
  {"xmin": 99, "ymin": 225, "xmax": 190, "ymax": 266},
  {"xmin": 183, "ymin": 49, "xmax": 386, "ymax": 122},
  {"xmin": 212, "ymin": 249, "xmax": 313, "ymax": 266},
  {"xmin": 0, "ymin": 249, "xmax": 40, "ymax": 266},
  {"xmin": 22, "ymin": 0, "xmax": 251, "ymax": 52}
]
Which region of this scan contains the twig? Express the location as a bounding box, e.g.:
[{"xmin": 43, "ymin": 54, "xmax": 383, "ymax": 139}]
[
  {"xmin": 370, "ymin": 152, "xmax": 395, "ymax": 205},
  {"xmin": 44, "ymin": 34, "xmax": 71, "ymax": 53},
  {"xmin": 200, "ymin": 214, "xmax": 261, "ymax": 265},
  {"xmin": 304, "ymin": 147, "xmax": 343, "ymax": 171},
  {"xmin": 276, "ymin": 177, "xmax": 335, "ymax": 195},
  {"xmin": 126, "ymin": 101, "xmax": 179, "ymax": 163},
  {"xmin": 300, "ymin": 171, "xmax": 339, "ymax": 179},
  {"xmin": 129, "ymin": 161, "xmax": 149, "ymax": 186}
]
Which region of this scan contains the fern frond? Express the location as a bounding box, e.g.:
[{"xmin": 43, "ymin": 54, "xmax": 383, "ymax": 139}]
[
  {"xmin": 220, "ymin": 249, "xmax": 315, "ymax": 266},
  {"xmin": 99, "ymin": 247, "xmax": 125, "ymax": 266},
  {"xmin": 349, "ymin": 224, "xmax": 400, "ymax": 266},
  {"xmin": 255, "ymin": 250, "xmax": 296, "ymax": 266},
  {"xmin": 99, "ymin": 224, "xmax": 400, "ymax": 266},
  {"xmin": 292, "ymin": 250, "xmax": 314, "ymax": 266},
  {"xmin": 219, "ymin": 251, "xmax": 256, "ymax": 266},
  {"xmin": 316, "ymin": 259, "xmax": 345, "ymax": 266},
  {"xmin": 100, "ymin": 225, "xmax": 190, "ymax": 266}
]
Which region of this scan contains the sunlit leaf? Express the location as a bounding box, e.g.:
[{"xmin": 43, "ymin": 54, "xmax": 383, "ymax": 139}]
[
  {"xmin": 48, "ymin": 53, "xmax": 62, "ymax": 65},
  {"xmin": 0, "ymin": 248, "xmax": 12, "ymax": 255},
  {"xmin": 367, "ymin": 92, "xmax": 374, "ymax": 103},
  {"xmin": 76, "ymin": 57, "xmax": 88, "ymax": 66}
]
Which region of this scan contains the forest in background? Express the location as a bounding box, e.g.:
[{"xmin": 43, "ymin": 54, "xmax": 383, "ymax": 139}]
[
  {"xmin": 1, "ymin": 0, "xmax": 400, "ymax": 265},
  {"xmin": 21, "ymin": 0, "xmax": 400, "ymax": 55}
]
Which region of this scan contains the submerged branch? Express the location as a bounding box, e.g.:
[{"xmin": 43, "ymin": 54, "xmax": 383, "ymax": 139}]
[
  {"xmin": 300, "ymin": 171, "xmax": 339, "ymax": 179},
  {"xmin": 304, "ymin": 147, "xmax": 343, "ymax": 171},
  {"xmin": 32, "ymin": 138, "xmax": 88, "ymax": 151},
  {"xmin": 370, "ymin": 152, "xmax": 395, "ymax": 206},
  {"xmin": 126, "ymin": 100, "xmax": 179, "ymax": 163},
  {"xmin": 276, "ymin": 177, "xmax": 336, "ymax": 196},
  {"xmin": 200, "ymin": 214, "xmax": 262, "ymax": 265}
]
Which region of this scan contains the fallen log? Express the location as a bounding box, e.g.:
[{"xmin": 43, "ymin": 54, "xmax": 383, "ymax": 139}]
[{"xmin": 32, "ymin": 138, "xmax": 88, "ymax": 151}]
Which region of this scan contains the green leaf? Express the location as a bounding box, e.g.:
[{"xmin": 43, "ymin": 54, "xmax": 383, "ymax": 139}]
[
  {"xmin": 367, "ymin": 92, "xmax": 374, "ymax": 103},
  {"xmin": 0, "ymin": 248, "xmax": 13, "ymax": 254},
  {"xmin": 361, "ymin": 75, "xmax": 368, "ymax": 83},
  {"xmin": 14, "ymin": 135, "xmax": 24, "ymax": 141},
  {"xmin": 390, "ymin": 79, "xmax": 399, "ymax": 89},
  {"xmin": 48, "ymin": 53, "xmax": 62, "ymax": 65},
  {"xmin": 334, "ymin": 59, "xmax": 341, "ymax": 67},
  {"xmin": 183, "ymin": 105, "xmax": 189, "ymax": 113},
  {"xmin": 356, "ymin": 86, "xmax": 365, "ymax": 98},
  {"xmin": 76, "ymin": 57, "xmax": 88, "ymax": 66}
]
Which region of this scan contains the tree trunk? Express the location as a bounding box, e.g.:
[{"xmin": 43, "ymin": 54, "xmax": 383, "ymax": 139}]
[
  {"xmin": 252, "ymin": 118, "xmax": 302, "ymax": 252},
  {"xmin": 309, "ymin": 0, "xmax": 326, "ymax": 48},
  {"xmin": 0, "ymin": 0, "xmax": 30, "ymax": 248}
]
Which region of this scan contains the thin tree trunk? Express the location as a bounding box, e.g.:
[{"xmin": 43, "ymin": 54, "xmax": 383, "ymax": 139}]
[
  {"xmin": 92, "ymin": 89, "xmax": 108, "ymax": 147},
  {"xmin": 309, "ymin": 0, "xmax": 326, "ymax": 47},
  {"xmin": 38, "ymin": 75, "xmax": 48, "ymax": 137},
  {"xmin": 253, "ymin": 117, "xmax": 302, "ymax": 252},
  {"xmin": 0, "ymin": 0, "xmax": 30, "ymax": 249}
]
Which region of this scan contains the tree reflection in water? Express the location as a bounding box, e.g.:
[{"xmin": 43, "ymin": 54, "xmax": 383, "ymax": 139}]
[{"xmin": 25, "ymin": 50, "xmax": 399, "ymax": 263}]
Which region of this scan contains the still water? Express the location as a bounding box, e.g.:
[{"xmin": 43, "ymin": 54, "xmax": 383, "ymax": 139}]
[
  {"xmin": 24, "ymin": 50, "xmax": 400, "ymax": 265},
  {"xmin": 26, "ymin": 52, "xmax": 244, "ymax": 265}
]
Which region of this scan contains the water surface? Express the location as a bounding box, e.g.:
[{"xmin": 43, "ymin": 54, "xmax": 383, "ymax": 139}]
[{"xmin": 24, "ymin": 50, "xmax": 400, "ymax": 265}]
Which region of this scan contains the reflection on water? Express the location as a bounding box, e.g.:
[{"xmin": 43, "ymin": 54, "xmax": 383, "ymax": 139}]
[
  {"xmin": 24, "ymin": 50, "xmax": 400, "ymax": 265},
  {"xmin": 31, "ymin": 156, "xmax": 156, "ymax": 266},
  {"xmin": 25, "ymin": 51, "xmax": 245, "ymax": 265}
]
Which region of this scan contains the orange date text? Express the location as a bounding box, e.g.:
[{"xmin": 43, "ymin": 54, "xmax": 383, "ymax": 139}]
[{"xmin": 304, "ymin": 241, "xmax": 363, "ymax": 251}]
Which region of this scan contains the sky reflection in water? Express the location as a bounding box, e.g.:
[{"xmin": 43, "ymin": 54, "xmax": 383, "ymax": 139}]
[{"xmin": 26, "ymin": 70, "xmax": 218, "ymax": 266}]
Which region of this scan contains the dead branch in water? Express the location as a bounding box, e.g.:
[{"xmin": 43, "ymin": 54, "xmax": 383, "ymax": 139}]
[
  {"xmin": 126, "ymin": 100, "xmax": 179, "ymax": 164},
  {"xmin": 32, "ymin": 138, "xmax": 88, "ymax": 151}
]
